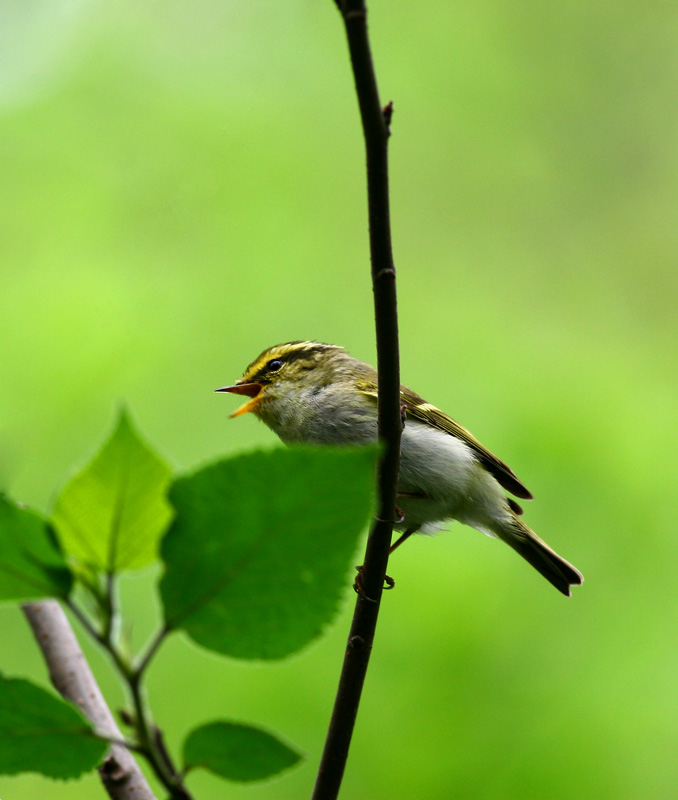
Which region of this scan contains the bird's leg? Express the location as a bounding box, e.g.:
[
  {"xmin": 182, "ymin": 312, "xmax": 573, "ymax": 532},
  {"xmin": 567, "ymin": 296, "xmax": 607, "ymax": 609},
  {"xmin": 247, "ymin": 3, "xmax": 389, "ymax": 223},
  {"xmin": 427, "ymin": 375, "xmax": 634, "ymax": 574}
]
[
  {"xmin": 353, "ymin": 502, "xmax": 425, "ymax": 597},
  {"xmin": 354, "ymin": 511, "xmax": 408, "ymax": 597},
  {"xmin": 392, "ymin": 491, "xmax": 427, "ymax": 552},
  {"xmin": 353, "ymin": 522, "xmax": 421, "ymax": 596},
  {"xmin": 389, "ymin": 525, "xmax": 421, "ymax": 554}
]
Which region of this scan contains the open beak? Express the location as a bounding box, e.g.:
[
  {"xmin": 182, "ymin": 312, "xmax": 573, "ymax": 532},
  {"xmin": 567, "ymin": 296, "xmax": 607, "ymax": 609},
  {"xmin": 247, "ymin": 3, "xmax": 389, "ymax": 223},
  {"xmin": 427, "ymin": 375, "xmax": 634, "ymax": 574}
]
[{"xmin": 214, "ymin": 382, "xmax": 264, "ymax": 418}]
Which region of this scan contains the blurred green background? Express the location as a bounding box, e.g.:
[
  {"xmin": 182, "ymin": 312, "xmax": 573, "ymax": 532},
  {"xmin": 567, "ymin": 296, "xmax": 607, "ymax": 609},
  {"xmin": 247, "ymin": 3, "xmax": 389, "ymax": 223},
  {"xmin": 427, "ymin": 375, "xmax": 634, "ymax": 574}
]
[{"xmin": 2, "ymin": 1, "xmax": 677, "ymax": 798}]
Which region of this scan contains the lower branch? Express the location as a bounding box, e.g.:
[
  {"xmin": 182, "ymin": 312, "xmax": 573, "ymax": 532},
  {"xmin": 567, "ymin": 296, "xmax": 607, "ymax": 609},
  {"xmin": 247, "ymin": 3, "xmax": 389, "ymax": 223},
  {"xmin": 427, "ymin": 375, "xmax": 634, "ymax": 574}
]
[{"xmin": 22, "ymin": 601, "xmax": 157, "ymax": 800}]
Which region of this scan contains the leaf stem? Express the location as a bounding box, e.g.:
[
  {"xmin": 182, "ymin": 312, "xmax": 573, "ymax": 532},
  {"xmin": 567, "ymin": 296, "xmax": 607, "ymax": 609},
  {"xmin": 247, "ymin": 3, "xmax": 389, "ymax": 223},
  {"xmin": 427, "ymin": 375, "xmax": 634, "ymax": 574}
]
[
  {"xmin": 127, "ymin": 670, "xmax": 192, "ymax": 800},
  {"xmin": 66, "ymin": 597, "xmax": 133, "ymax": 680},
  {"xmin": 312, "ymin": 1, "xmax": 401, "ymax": 798},
  {"xmin": 101, "ymin": 571, "xmax": 116, "ymax": 644},
  {"xmin": 96, "ymin": 734, "xmax": 147, "ymax": 754},
  {"xmin": 133, "ymin": 623, "xmax": 169, "ymax": 680},
  {"xmin": 67, "ymin": 598, "xmax": 193, "ymax": 799},
  {"xmin": 66, "ymin": 596, "xmax": 104, "ymax": 642}
]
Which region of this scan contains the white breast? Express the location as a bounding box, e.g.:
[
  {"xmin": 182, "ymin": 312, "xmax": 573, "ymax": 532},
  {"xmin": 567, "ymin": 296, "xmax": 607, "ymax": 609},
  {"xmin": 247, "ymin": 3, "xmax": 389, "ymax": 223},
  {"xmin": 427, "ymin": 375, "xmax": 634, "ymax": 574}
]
[
  {"xmin": 397, "ymin": 420, "xmax": 508, "ymax": 533},
  {"xmin": 399, "ymin": 421, "xmax": 477, "ymax": 496}
]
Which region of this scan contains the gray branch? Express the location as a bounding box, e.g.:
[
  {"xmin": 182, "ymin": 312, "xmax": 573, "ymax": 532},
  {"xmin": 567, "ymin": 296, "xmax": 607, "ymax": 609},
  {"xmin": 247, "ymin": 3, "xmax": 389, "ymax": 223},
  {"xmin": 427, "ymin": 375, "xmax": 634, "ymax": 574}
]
[{"xmin": 22, "ymin": 600, "xmax": 157, "ymax": 800}]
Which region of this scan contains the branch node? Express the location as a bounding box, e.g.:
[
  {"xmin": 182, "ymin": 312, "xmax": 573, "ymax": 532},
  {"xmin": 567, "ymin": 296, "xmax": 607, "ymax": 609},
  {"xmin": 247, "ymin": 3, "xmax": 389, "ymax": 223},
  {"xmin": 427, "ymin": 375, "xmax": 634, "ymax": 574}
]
[
  {"xmin": 100, "ymin": 754, "xmax": 127, "ymax": 784},
  {"xmin": 382, "ymin": 101, "xmax": 394, "ymax": 131},
  {"xmin": 119, "ymin": 708, "xmax": 135, "ymax": 728}
]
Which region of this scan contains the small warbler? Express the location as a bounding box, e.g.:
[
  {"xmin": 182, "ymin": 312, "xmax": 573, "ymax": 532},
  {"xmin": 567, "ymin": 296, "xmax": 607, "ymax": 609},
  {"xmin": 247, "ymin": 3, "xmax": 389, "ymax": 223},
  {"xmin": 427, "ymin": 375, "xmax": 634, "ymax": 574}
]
[{"xmin": 216, "ymin": 341, "xmax": 583, "ymax": 596}]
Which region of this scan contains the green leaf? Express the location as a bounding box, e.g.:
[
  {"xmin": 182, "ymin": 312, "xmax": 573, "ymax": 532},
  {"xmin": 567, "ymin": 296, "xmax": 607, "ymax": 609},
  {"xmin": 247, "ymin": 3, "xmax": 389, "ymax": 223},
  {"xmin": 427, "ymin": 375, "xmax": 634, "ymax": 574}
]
[
  {"xmin": 183, "ymin": 721, "xmax": 302, "ymax": 783},
  {"xmin": 160, "ymin": 446, "xmax": 376, "ymax": 659},
  {"xmin": 0, "ymin": 496, "xmax": 72, "ymax": 601},
  {"xmin": 52, "ymin": 408, "xmax": 173, "ymax": 573},
  {"xmin": 0, "ymin": 674, "xmax": 107, "ymax": 779}
]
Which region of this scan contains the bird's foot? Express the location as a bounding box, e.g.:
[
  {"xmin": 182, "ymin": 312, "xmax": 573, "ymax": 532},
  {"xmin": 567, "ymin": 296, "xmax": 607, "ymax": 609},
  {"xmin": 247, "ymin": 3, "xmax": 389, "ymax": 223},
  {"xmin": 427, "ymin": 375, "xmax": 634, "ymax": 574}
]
[{"xmin": 353, "ymin": 565, "xmax": 395, "ymax": 600}]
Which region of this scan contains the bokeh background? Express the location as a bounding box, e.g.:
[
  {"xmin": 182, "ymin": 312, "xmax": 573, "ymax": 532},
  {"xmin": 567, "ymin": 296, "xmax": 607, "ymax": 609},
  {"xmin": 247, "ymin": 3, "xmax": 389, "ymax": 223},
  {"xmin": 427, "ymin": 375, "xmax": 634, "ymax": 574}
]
[{"xmin": 2, "ymin": 1, "xmax": 678, "ymax": 798}]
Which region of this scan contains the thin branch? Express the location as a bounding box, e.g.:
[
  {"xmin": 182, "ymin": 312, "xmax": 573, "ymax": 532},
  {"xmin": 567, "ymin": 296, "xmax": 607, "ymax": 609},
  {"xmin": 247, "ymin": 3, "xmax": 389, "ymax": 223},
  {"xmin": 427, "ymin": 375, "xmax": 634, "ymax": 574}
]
[
  {"xmin": 101, "ymin": 570, "xmax": 116, "ymax": 644},
  {"xmin": 66, "ymin": 597, "xmax": 134, "ymax": 681},
  {"xmin": 126, "ymin": 671, "xmax": 192, "ymax": 800},
  {"xmin": 66, "ymin": 596, "xmax": 105, "ymax": 643},
  {"xmin": 22, "ymin": 601, "xmax": 158, "ymax": 800},
  {"xmin": 133, "ymin": 623, "xmax": 169, "ymax": 680},
  {"xmin": 312, "ymin": 1, "xmax": 401, "ymax": 798},
  {"xmin": 153, "ymin": 724, "xmax": 181, "ymax": 784},
  {"xmin": 97, "ymin": 735, "xmax": 147, "ymax": 755}
]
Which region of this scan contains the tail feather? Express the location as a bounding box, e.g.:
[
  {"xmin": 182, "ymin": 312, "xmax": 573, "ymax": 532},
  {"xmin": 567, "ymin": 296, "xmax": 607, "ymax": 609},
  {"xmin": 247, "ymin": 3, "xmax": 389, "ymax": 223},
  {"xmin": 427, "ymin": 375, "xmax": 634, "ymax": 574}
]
[{"xmin": 496, "ymin": 516, "xmax": 583, "ymax": 597}]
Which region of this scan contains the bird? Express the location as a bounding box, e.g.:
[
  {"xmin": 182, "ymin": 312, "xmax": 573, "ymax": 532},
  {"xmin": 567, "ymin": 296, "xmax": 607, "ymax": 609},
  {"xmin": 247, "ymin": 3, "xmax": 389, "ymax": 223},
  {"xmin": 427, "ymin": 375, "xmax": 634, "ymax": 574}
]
[{"xmin": 216, "ymin": 341, "xmax": 583, "ymax": 596}]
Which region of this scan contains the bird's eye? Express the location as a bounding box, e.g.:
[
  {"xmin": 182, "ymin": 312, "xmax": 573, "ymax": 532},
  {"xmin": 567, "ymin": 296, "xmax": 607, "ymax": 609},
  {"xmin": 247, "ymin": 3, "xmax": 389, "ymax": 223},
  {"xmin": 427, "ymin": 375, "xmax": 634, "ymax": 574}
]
[{"xmin": 267, "ymin": 359, "xmax": 284, "ymax": 372}]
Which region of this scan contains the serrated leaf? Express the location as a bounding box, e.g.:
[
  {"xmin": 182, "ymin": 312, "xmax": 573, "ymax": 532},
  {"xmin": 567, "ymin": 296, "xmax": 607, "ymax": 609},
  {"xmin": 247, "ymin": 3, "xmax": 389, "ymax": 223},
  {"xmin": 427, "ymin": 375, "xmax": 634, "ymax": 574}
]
[
  {"xmin": 0, "ymin": 496, "xmax": 72, "ymax": 601},
  {"xmin": 183, "ymin": 721, "xmax": 302, "ymax": 783},
  {"xmin": 52, "ymin": 408, "xmax": 173, "ymax": 572},
  {"xmin": 0, "ymin": 675, "xmax": 107, "ymax": 779},
  {"xmin": 160, "ymin": 446, "xmax": 376, "ymax": 659}
]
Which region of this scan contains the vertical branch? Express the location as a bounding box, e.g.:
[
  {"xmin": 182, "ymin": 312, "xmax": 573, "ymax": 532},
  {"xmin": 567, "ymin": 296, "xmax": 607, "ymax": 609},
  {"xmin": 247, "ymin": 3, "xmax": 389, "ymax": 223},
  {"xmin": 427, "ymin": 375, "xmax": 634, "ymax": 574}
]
[
  {"xmin": 22, "ymin": 601, "xmax": 157, "ymax": 800},
  {"xmin": 312, "ymin": 1, "xmax": 401, "ymax": 798}
]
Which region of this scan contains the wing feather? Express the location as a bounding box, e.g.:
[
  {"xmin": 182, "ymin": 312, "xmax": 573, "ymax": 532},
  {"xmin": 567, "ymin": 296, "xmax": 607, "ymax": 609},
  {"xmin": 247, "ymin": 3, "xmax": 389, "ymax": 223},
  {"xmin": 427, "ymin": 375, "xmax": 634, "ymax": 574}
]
[{"xmin": 356, "ymin": 380, "xmax": 533, "ymax": 501}]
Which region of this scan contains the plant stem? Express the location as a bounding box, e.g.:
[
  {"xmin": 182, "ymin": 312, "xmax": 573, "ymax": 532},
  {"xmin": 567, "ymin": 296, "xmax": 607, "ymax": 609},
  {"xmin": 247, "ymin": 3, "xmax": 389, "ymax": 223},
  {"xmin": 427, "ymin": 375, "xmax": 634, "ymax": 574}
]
[
  {"xmin": 67, "ymin": 597, "xmax": 192, "ymax": 799},
  {"xmin": 313, "ymin": 1, "xmax": 401, "ymax": 798},
  {"xmin": 101, "ymin": 571, "xmax": 116, "ymax": 644},
  {"xmin": 66, "ymin": 597, "xmax": 133, "ymax": 680},
  {"xmin": 133, "ymin": 623, "xmax": 169, "ymax": 680},
  {"xmin": 127, "ymin": 671, "xmax": 192, "ymax": 800}
]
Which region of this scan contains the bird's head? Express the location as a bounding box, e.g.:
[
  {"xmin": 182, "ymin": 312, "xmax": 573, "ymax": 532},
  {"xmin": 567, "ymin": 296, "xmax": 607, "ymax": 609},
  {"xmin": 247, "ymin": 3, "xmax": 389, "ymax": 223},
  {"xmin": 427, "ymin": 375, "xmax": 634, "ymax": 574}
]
[{"xmin": 216, "ymin": 341, "xmax": 348, "ymax": 418}]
